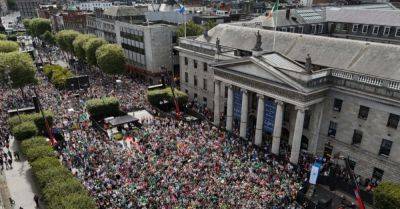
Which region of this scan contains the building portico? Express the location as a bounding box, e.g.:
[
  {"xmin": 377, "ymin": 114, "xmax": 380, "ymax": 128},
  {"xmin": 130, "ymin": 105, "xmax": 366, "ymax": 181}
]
[{"xmin": 212, "ymin": 52, "xmax": 329, "ymax": 164}]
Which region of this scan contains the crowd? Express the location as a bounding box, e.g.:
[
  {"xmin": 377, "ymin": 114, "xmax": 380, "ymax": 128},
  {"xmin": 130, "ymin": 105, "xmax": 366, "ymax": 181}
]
[{"xmin": 1, "ymin": 47, "xmax": 370, "ymax": 209}]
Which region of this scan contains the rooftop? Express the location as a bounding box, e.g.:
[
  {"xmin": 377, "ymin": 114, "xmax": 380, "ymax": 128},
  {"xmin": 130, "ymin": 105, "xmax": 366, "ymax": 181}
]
[
  {"xmin": 195, "ymin": 24, "xmax": 400, "ymax": 81},
  {"xmin": 103, "ymin": 5, "xmax": 148, "ymax": 17},
  {"xmin": 326, "ymin": 8, "xmax": 400, "ymax": 27}
]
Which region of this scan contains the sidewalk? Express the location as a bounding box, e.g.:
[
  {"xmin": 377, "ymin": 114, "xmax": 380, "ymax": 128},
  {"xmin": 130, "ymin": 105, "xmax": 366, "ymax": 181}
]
[{"xmin": 3, "ymin": 136, "xmax": 43, "ymax": 209}]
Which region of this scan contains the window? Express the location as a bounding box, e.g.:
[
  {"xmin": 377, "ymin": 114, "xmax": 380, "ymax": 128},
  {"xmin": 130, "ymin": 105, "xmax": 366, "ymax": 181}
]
[
  {"xmin": 185, "ymin": 89, "xmax": 188, "ymax": 94},
  {"xmin": 298, "ymin": 26, "xmax": 304, "ymax": 34},
  {"xmin": 203, "ymin": 97, "xmax": 207, "ymax": 106},
  {"xmin": 379, "ymin": 139, "xmax": 392, "ymax": 156},
  {"xmin": 396, "ymin": 28, "xmax": 400, "ymax": 37},
  {"xmin": 342, "ymin": 24, "xmax": 349, "ymax": 31},
  {"xmin": 387, "ymin": 113, "xmax": 400, "ymax": 129},
  {"xmin": 328, "ymin": 121, "xmax": 337, "ymax": 137},
  {"xmin": 224, "ymin": 86, "xmax": 228, "ymax": 98},
  {"xmin": 290, "ymin": 27, "xmax": 295, "ymax": 33},
  {"xmin": 311, "ymin": 25, "xmax": 316, "ymax": 34},
  {"xmin": 184, "ymin": 72, "xmax": 188, "ymax": 83},
  {"xmin": 351, "ymin": 130, "xmax": 363, "ymax": 145},
  {"xmin": 358, "ymin": 105, "xmax": 369, "ymax": 120},
  {"xmin": 184, "ymin": 57, "xmax": 188, "ymax": 65},
  {"xmin": 372, "ymin": 26, "xmax": 379, "ymax": 35},
  {"xmin": 362, "ymin": 25, "xmax": 369, "ymax": 34},
  {"xmin": 318, "ymin": 24, "xmax": 324, "ymax": 34},
  {"xmin": 372, "ymin": 168, "xmax": 384, "ymax": 181},
  {"xmin": 333, "ymin": 98, "xmax": 343, "ymax": 112},
  {"xmin": 281, "ymin": 27, "xmax": 287, "ymax": 32},
  {"xmin": 203, "ymin": 63, "xmax": 208, "ymax": 72},
  {"xmin": 383, "ymin": 27, "xmax": 390, "ymax": 36},
  {"xmin": 352, "ymin": 24, "xmax": 359, "ymax": 33},
  {"xmin": 193, "ymin": 75, "xmax": 197, "ymax": 86},
  {"xmin": 203, "ymin": 79, "xmax": 207, "ymax": 90},
  {"xmin": 193, "ymin": 60, "xmax": 198, "ymax": 68},
  {"xmin": 303, "ymin": 110, "xmax": 311, "ymax": 129}
]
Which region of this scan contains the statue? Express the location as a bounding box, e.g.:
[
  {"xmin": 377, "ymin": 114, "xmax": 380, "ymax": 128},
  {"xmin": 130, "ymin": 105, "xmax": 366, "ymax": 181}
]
[
  {"xmin": 216, "ymin": 38, "xmax": 221, "ymax": 54},
  {"xmin": 253, "ymin": 30, "xmax": 262, "ymax": 51}
]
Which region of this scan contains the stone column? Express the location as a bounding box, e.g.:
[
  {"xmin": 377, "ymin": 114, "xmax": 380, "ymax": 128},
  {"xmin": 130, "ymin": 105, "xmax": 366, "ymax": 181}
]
[
  {"xmin": 239, "ymin": 89, "xmax": 248, "ymax": 138},
  {"xmin": 309, "ymin": 102, "xmax": 324, "ymax": 155},
  {"xmin": 254, "ymin": 94, "xmax": 265, "ymax": 146},
  {"xmin": 226, "ymin": 85, "xmax": 233, "ymax": 131},
  {"xmin": 271, "ymin": 100, "xmax": 284, "ymax": 155},
  {"xmin": 290, "ymin": 106, "xmax": 306, "ymax": 164},
  {"xmin": 213, "ymin": 81, "xmax": 221, "ymax": 125}
]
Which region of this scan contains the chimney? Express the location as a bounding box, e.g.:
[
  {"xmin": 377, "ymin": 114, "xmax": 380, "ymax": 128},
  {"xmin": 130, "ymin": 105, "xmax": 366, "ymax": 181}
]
[
  {"xmin": 305, "ymin": 54, "xmax": 312, "ymax": 73},
  {"xmin": 286, "ymin": 8, "xmax": 290, "ymax": 19}
]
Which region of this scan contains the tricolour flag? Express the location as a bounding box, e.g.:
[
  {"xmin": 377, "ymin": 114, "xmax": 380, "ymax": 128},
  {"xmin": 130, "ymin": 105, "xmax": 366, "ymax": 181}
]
[
  {"xmin": 177, "ymin": 4, "xmax": 186, "ymax": 15},
  {"xmin": 266, "ymin": 0, "xmax": 279, "ymax": 19}
]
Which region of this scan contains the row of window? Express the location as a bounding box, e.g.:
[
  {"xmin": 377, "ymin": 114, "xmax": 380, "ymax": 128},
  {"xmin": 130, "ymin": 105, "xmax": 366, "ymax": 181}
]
[
  {"xmin": 184, "ymin": 57, "xmax": 208, "ymax": 72},
  {"xmin": 279, "ymin": 24, "xmax": 324, "ymax": 35},
  {"xmin": 328, "ymin": 121, "xmax": 393, "ymax": 157},
  {"xmin": 120, "ymin": 31, "xmax": 144, "ymax": 42},
  {"xmin": 121, "ymin": 43, "xmax": 145, "ymax": 55},
  {"xmin": 333, "ymin": 98, "xmax": 400, "ymax": 129},
  {"xmin": 184, "ymin": 73, "xmax": 208, "ymax": 90},
  {"xmin": 336, "ymin": 23, "xmax": 400, "ymax": 37}
]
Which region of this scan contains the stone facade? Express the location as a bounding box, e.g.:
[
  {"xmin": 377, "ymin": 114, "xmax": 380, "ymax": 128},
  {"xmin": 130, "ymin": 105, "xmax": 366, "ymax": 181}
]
[{"xmin": 176, "ymin": 37, "xmax": 400, "ymax": 183}]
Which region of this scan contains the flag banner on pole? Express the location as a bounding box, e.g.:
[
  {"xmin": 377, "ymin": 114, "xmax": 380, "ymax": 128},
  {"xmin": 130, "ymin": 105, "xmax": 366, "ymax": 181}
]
[
  {"xmin": 177, "ymin": 4, "xmax": 186, "ymax": 14},
  {"xmin": 266, "ymin": 0, "xmax": 279, "ymax": 19},
  {"xmin": 233, "ymin": 90, "xmax": 242, "ymax": 119},
  {"xmin": 263, "ymin": 99, "xmax": 276, "ymax": 133}
]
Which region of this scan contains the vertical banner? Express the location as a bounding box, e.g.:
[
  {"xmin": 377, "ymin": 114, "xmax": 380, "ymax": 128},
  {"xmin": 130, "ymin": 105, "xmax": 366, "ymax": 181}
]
[
  {"xmin": 263, "ymin": 99, "xmax": 276, "ymax": 134},
  {"xmin": 233, "ymin": 90, "xmax": 242, "ymax": 119}
]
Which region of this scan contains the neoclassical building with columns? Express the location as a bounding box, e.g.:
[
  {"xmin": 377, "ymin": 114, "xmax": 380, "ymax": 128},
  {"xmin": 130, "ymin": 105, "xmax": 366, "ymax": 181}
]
[{"xmin": 175, "ymin": 24, "xmax": 400, "ymax": 183}]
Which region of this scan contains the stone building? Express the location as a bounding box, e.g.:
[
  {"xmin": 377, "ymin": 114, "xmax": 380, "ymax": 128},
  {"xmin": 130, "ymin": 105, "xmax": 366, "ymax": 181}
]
[
  {"xmin": 115, "ymin": 21, "xmax": 177, "ymax": 84},
  {"xmin": 16, "ymin": 0, "xmax": 42, "ymax": 18},
  {"xmin": 175, "ymin": 24, "xmax": 400, "ymax": 183},
  {"xmin": 243, "ymin": 4, "xmax": 400, "ymax": 45}
]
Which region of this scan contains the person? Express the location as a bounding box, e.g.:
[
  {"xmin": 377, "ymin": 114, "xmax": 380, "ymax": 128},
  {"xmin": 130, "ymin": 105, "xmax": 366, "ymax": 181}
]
[
  {"xmin": 9, "ymin": 197, "xmax": 15, "ymax": 205},
  {"xmin": 14, "ymin": 151, "xmax": 19, "ymax": 161},
  {"xmin": 7, "ymin": 158, "xmax": 12, "ymax": 169},
  {"xmin": 34, "ymin": 194, "xmax": 39, "ymax": 208}
]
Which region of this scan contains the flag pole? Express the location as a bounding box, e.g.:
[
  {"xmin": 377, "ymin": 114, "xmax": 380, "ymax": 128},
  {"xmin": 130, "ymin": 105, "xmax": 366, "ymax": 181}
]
[
  {"xmin": 272, "ymin": 2, "xmax": 278, "ymax": 51},
  {"xmin": 184, "ymin": 13, "xmax": 187, "ymax": 38}
]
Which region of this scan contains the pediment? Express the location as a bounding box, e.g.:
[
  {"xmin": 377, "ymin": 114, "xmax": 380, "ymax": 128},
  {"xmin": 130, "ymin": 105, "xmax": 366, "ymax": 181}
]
[{"xmin": 212, "ymin": 58, "xmax": 308, "ymax": 92}]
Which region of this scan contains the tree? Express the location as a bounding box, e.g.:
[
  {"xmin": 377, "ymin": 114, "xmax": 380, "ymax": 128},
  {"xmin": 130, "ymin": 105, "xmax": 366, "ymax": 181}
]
[
  {"xmin": 204, "ymin": 20, "xmax": 217, "ymax": 31},
  {"xmin": 41, "ymin": 31, "xmax": 55, "ymax": 45},
  {"xmin": 177, "ymin": 21, "xmax": 203, "ymax": 37},
  {"xmin": 22, "ymin": 19, "xmax": 32, "ymax": 34},
  {"xmin": 0, "ymin": 52, "xmax": 37, "ymax": 88},
  {"xmin": 0, "ymin": 34, "xmax": 7, "ymax": 40},
  {"xmin": 55, "ymin": 30, "xmax": 81, "ymax": 53},
  {"xmin": 96, "ymin": 44, "xmax": 125, "ymax": 74},
  {"xmin": 374, "ymin": 182, "xmax": 400, "ymax": 209},
  {"xmin": 0, "ymin": 40, "xmax": 19, "ymax": 53},
  {"xmin": 7, "ymin": 0, "xmax": 17, "ymax": 10},
  {"xmin": 29, "ymin": 18, "xmax": 51, "ymax": 37},
  {"xmin": 72, "ymin": 34, "xmax": 95, "ymax": 60},
  {"xmin": 83, "ymin": 37, "xmax": 107, "ymax": 66}
]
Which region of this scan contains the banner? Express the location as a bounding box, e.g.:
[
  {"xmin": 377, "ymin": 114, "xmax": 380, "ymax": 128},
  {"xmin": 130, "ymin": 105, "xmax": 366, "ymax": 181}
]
[
  {"xmin": 263, "ymin": 100, "xmax": 276, "ymax": 133},
  {"xmin": 309, "ymin": 165, "xmax": 320, "ymax": 185},
  {"xmin": 233, "ymin": 90, "xmax": 242, "ymax": 119}
]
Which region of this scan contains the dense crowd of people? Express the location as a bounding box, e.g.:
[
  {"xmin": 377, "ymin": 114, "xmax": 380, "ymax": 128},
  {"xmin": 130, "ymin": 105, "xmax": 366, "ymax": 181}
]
[{"xmin": 0, "ymin": 45, "xmax": 376, "ymax": 209}]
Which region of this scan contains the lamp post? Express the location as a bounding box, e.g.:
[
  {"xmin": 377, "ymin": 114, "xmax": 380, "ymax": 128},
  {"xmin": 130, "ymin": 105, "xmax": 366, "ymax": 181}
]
[{"xmin": 161, "ymin": 65, "xmax": 180, "ymax": 119}]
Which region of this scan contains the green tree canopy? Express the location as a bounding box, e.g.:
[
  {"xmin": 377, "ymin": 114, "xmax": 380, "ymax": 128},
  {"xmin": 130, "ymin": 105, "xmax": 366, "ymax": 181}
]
[
  {"xmin": 0, "ymin": 52, "xmax": 37, "ymax": 88},
  {"xmin": 374, "ymin": 182, "xmax": 400, "ymax": 209},
  {"xmin": 83, "ymin": 37, "xmax": 107, "ymax": 65},
  {"xmin": 7, "ymin": 0, "xmax": 17, "ymax": 10},
  {"xmin": 72, "ymin": 34, "xmax": 96, "ymax": 60},
  {"xmin": 0, "ymin": 40, "xmax": 19, "ymax": 53},
  {"xmin": 55, "ymin": 30, "xmax": 81, "ymax": 53},
  {"xmin": 204, "ymin": 20, "xmax": 217, "ymax": 31},
  {"xmin": 29, "ymin": 18, "xmax": 51, "ymax": 37},
  {"xmin": 41, "ymin": 31, "xmax": 55, "ymax": 45},
  {"xmin": 177, "ymin": 21, "xmax": 203, "ymax": 37},
  {"xmin": 95, "ymin": 44, "xmax": 125, "ymax": 74},
  {"xmin": 0, "ymin": 34, "xmax": 7, "ymax": 40}
]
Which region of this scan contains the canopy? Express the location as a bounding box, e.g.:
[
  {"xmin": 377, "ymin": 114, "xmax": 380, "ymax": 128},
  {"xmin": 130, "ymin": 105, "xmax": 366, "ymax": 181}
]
[{"xmin": 109, "ymin": 115, "xmax": 138, "ymax": 126}]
